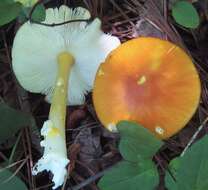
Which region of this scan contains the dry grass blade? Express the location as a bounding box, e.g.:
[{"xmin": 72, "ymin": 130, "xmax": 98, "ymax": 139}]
[
  {"xmin": 181, "ymin": 116, "xmax": 208, "ymax": 157},
  {"xmin": 2, "ymin": 157, "xmax": 28, "ymax": 184},
  {"xmin": 125, "ymin": 0, "xmax": 184, "ymax": 46},
  {"xmin": 0, "ymin": 157, "xmax": 28, "ymax": 173},
  {"xmin": 109, "ymin": 0, "xmax": 135, "ymax": 27}
]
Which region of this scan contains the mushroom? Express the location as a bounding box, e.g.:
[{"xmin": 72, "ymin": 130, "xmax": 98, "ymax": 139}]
[
  {"xmin": 12, "ymin": 5, "xmax": 120, "ymax": 189},
  {"xmin": 93, "ymin": 37, "xmax": 201, "ymax": 139}
]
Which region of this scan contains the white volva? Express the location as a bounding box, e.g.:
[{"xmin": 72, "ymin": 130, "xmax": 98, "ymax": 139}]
[
  {"xmin": 32, "ymin": 120, "xmax": 69, "ymax": 188},
  {"xmin": 12, "ymin": 5, "xmax": 120, "ymax": 189}
]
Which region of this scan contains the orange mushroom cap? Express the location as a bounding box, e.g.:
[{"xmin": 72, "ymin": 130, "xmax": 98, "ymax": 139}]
[{"xmin": 93, "ymin": 37, "xmax": 201, "ymax": 139}]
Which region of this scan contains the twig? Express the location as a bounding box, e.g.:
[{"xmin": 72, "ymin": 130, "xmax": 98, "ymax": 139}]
[
  {"xmin": 76, "ymin": 160, "xmax": 96, "ymax": 176},
  {"xmin": 8, "ymin": 132, "xmax": 22, "ymax": 164},
  {"xmin": 69, "ymin": 166, "xmax": 113, "ymax": 190},
  {"xmin": 33, "ymin": 183, "xmax": 53, "ymax": 190},
  {"xmin": 24, "ymin": 127, "xmax": 36, "ymax": 188},
  {"xmin": 154, "ymin": 155, "xmax": 176, "ymax": 182},
  {"xmin": 180, "ymin": 116, "xmax": 208, "ymax": 157},
  {"xmin": 30, "ymin": 18, "xmax": 91, "ymax": 27},
  {"xmin": 61, "ymin": 172, "xmax": 68, "ymax": 190},
  {"xmin": 22, "ymin": 130, "xmax": 33, "ymax": 189}
]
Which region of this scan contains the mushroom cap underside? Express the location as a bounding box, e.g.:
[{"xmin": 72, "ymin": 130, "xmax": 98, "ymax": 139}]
[{"xmin": 12, "ymin": 5, "xmax": 120, "ymax": 105}]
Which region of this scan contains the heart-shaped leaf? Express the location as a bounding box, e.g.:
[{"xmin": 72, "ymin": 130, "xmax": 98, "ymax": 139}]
[
  {"xmin": 98, "ymin": 160, "xmax": 159, "ymax": 190},
  {"xmin": 30, "ymin": 4, "xmax": 46, "ymax": 22},
  {"xmin": 166, "ymin": 135, "xmax": 208, "ymax": 190},
  {"xmin": 117, "ymin": 121, "xmax": 163, "ymax": 162},
  {"xmin": 0, "ymin": 102, "xmax": 32, "ymax": 143},
  {"xmin": 0, "ymin": 1, "xmax": 22, "ymax": 26},
  {"xmin": 172, "ymin": 1, "xmax": 200, "ymax": 29},
  {"xmin": 21, "ymin": 4, "xmax": 46, "ymax": 23},
  {"xmin": 0, "ymin": 167, "xmax": 27, "ymax": 190}
]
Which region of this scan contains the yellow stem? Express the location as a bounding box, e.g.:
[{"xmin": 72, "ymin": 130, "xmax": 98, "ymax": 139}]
[{"xmin": 48, "ymin": 52, "xmax": 74, "ymax": 137}]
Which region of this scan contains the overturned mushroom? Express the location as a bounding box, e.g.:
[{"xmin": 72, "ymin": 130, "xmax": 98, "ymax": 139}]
[
  {"xmin": 12, "ymin": 5, "xmax": 120, "ymax": 189},
  {"xmin": 93, "ymin": 37, "xmax": 201, "ymax": 139}
]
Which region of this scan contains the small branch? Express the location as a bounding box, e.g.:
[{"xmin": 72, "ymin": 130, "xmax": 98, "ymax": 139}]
[
  {"xmin": 30, "ymin": 19, "xmax": 91, "ymax": 27},
  {"xmin": 69, "ymin": 166, "xmax": 113, "ymax": 190}
]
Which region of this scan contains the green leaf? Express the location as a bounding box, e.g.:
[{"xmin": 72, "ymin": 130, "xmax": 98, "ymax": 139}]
[
  {"xmin": 15, "ymin": 0, "xmax": 38, "ymax": 7},
  {"xmin": 165, "ymin": 173, "xmax": 178, "ymax": 190},
  {"xmin": 172, "ymin": 1, "xmax": 200, "ymax": 29},
  {"xmin": 1, "ymin": 0, "xmax": 15, "ymax": 3},
  {"xmin": 21, "ymin": 4, "xmax": 46, "ymax": 23},
  {"xmin": 0, "ymin": 102, "xmax": 31, "ymax": 143},
  {"xmin": 0, "ymin": 167, "xmax": 27, "ymax": 190},
  {"xmin": 166, "ymin": 135, "xmax": 208, "ymax": 190},
  {"xmin": 98, "ymin": 160, "xmax": 159, "ymax": 190},
  {"xmin": 117, "ymin": 121, "xmax": 163, "ymax": 162},
  {"xmin": 31, "ymin": 4, "xmax": 46, "ymax": 22},
  {"xmin": 0, "ymin": 2, "xmax": 22, "ymax": 26}
]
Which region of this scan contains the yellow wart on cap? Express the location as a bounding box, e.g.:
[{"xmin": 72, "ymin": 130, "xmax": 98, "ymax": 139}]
[
  {"xmin": 137, "ymin": 75, "xmax": 146, "ymax": 85},
  {"xmin": 155, "ymin": 126, "xmax": 165, "ymax": 135},
  {"xmin": 98, "ymin": 68, "xmax": 105, "ymax": 76},
  {"xmin": 107, "ymin": 123, "xmax": 118, "ymax": 132}
]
